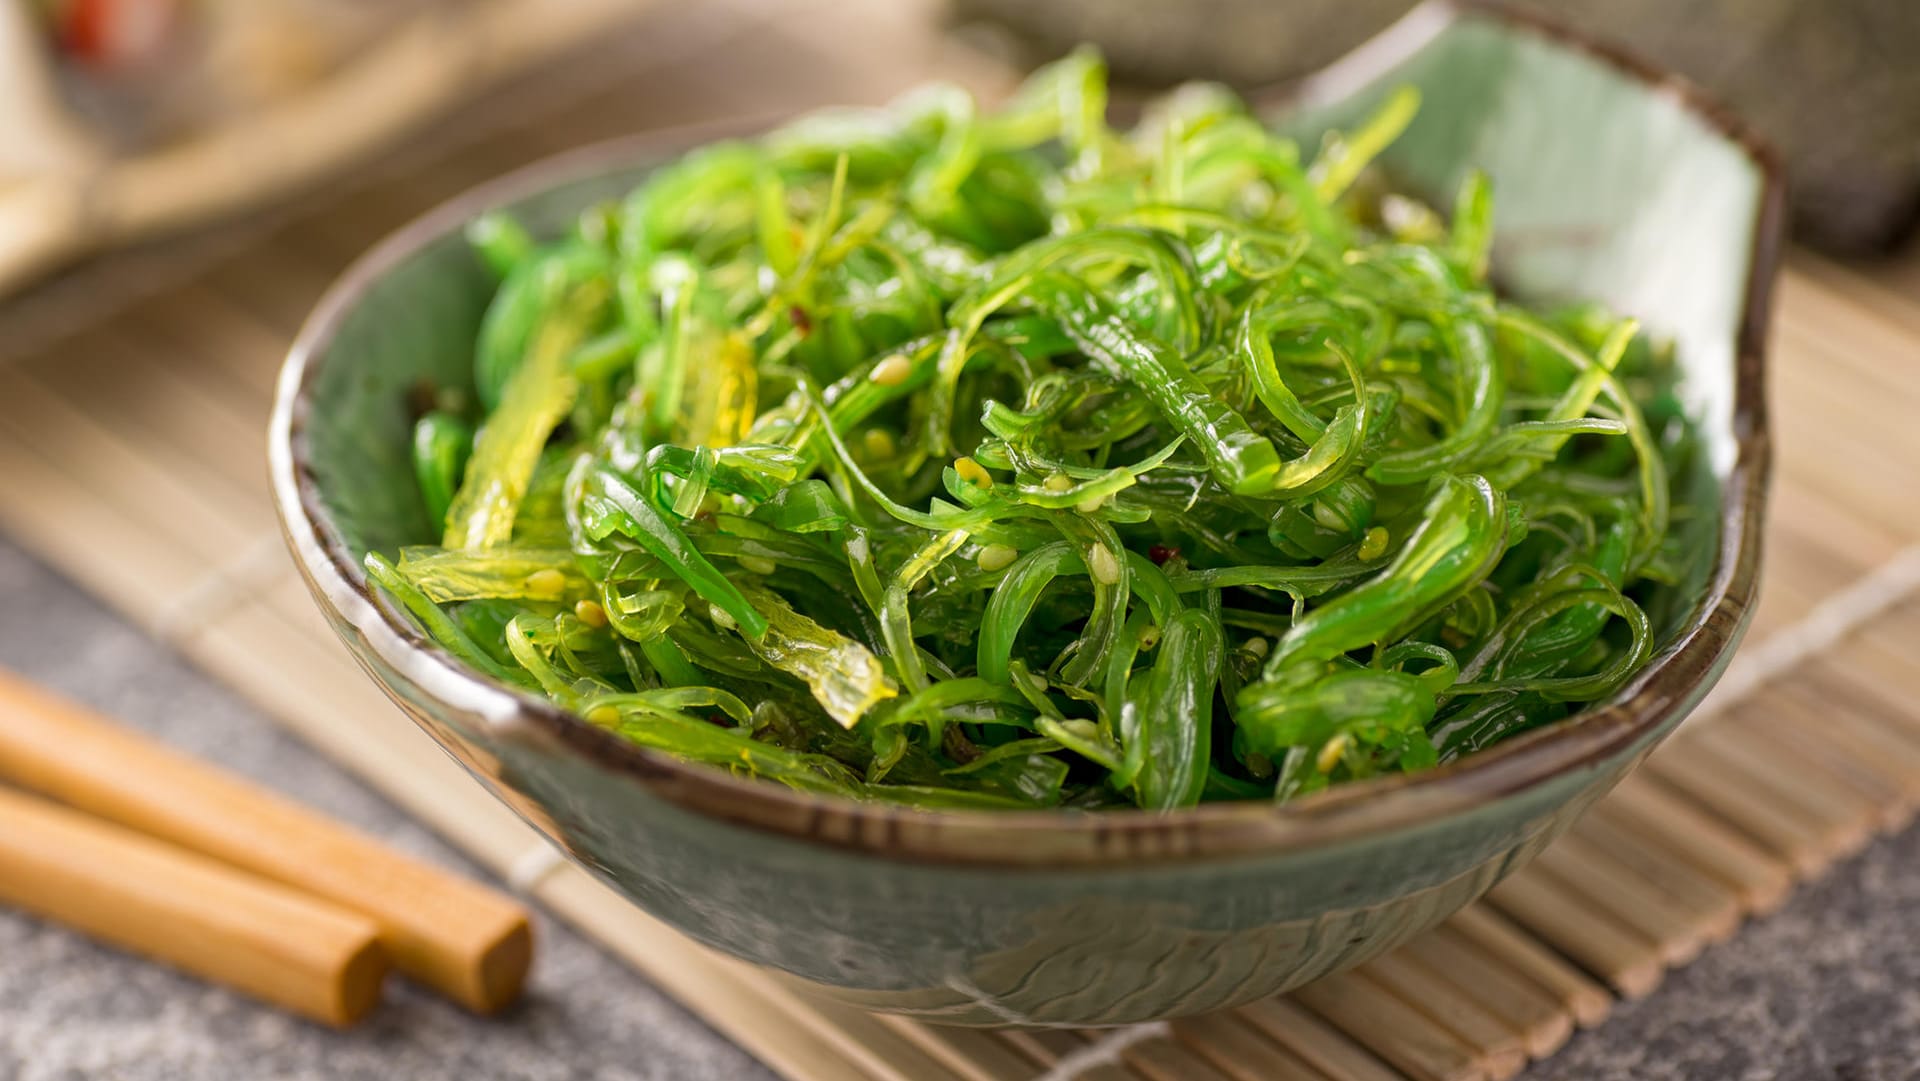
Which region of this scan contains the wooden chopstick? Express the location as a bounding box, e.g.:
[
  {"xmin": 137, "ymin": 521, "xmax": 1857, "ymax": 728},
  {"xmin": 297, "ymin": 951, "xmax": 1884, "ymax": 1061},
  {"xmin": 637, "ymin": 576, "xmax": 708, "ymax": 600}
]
[
  {"xmin": 0, "ymin": 785, "xmax": 387, "ymax": 1027},
  {"xmin": 0, "ymin": 668, "xmax": 532, "ymax": 1013}
]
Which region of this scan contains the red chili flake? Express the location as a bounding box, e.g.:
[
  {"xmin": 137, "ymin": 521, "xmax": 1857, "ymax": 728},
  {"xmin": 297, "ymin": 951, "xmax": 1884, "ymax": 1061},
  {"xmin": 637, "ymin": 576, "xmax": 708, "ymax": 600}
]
[
  {"xmin": 1148, "ymin": 544, "xmax": 1180, "ymax": 565},
  {"xmin": 789, "ymin": 305, "xmax": 812, "ymax": 336}
]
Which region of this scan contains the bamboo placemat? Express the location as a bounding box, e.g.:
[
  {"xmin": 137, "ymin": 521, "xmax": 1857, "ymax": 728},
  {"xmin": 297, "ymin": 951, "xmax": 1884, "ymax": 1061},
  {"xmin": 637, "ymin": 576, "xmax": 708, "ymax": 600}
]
[{"xmin": 5, "ymin": 5, "xmax": 1920, "ymax": 1080}]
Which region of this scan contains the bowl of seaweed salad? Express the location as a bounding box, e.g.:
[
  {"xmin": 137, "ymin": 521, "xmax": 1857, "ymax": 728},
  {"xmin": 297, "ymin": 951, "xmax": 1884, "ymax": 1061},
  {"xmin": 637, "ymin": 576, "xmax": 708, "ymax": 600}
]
[{"xmin": 275, "ymin": 3, "xmax": 1778, "ymax": 1024}]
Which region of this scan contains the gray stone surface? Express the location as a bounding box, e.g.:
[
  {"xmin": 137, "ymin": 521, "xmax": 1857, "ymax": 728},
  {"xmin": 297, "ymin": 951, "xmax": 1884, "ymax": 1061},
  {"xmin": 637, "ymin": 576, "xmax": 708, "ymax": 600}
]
[{"xmin": 1, "ymin": 532, "xmax": 1916, "ymax": 1080}]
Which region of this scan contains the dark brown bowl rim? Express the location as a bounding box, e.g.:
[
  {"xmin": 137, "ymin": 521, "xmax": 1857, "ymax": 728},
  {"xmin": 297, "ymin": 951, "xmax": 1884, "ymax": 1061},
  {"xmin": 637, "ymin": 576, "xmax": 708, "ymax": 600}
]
[{"xmin": 270, "ymin": 0, "xmax": 1783, "ymax": 868}]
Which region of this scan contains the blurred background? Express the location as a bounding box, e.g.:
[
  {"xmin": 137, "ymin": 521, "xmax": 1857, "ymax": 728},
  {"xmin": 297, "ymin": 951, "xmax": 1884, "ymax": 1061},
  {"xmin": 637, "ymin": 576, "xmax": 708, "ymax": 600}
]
[
  {"xmin": 2, "ymin": 0, "xmax": 1915, "ymax": 316},
  {"xmin": 952, "ymin": 0, "xmax": 1920, "ymax": 256}
]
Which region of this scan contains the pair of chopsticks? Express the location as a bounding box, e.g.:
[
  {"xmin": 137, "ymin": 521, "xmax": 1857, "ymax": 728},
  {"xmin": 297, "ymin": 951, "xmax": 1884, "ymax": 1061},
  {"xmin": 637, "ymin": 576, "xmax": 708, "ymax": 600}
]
[{"xmin": 0, "ymin": 667, "xmax": 533, "ymax": 1027}]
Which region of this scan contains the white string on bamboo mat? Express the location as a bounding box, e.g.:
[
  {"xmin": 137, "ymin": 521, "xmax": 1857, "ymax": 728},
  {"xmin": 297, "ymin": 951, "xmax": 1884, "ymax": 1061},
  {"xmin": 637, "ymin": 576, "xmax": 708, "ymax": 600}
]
[
  {"xmin": 506, "ymin": 840, "xmax": 570, "ymax": 895},
  {"xmin": 149, "ymin": 530, "xmax": 293, "ymax": 645},
  {"xmin": 1692, "ymin": 542, "xmax": 1920, "ymax": 726},
  {"xmin": 1031, "ymin": 1023, "xmax": 1172, "ymax": 1081},
  {"xmin": 940, "ymin": 975, "xmax": 1052, "ymax": 1029}
]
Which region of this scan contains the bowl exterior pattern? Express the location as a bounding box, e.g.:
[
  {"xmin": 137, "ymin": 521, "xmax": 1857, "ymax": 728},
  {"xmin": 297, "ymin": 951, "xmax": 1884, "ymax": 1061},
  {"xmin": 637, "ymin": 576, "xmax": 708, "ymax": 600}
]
[{"xmin": 273, "ymin": 1, "xmax": 1779, "ymax": 1025}]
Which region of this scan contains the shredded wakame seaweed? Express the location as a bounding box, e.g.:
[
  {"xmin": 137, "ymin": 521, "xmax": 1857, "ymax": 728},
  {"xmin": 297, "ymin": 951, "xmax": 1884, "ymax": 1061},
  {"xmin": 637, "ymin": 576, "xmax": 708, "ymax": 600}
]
[{"xmin": 370, "ymin": 51, "xmax": 1691, "ymax": 811}]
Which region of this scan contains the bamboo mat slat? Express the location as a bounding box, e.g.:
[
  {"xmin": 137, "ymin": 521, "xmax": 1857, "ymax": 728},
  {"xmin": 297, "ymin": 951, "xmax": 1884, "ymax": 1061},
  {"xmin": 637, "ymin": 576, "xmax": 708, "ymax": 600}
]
[
  {"xmin": 1171, "ymin": 1011, "xmax": 1333, "ymax": 1081},
  {"xmin": 3, "ymin": 4, "xmax": 1920, "ymax": 1079},
  {"xmin": 1239, "ymin": 999, "xmax": 1410, "ymax": 1081},
  {"xmin": 1392, "ymin": 927, "xmax": 1573, "ymax": 1060}
]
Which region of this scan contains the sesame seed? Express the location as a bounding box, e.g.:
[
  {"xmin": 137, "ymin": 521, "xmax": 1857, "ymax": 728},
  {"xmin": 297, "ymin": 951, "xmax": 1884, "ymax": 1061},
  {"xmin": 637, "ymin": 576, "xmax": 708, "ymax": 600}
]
[
  {"xmin": 525, "ymin": 569, "xmax": 568, "ymax": 599},
  {"xmin": 1313, "ymin": 501, "xmax": 1350, "ymax": 532},
  {"xmin": 1059, "ymin": 718, "xmax": 1100, "ymax": 742},
  {"xmin": 1316, "ymin": 733, "xmax": 1350, "ymax": 774},
  {"xmin": 1359, "ymin": 526, "xmax": 1389, "ymax": 561},
  {"xmin": 976, "ymin": 544, "xmax": 1019, "ymax": 572},
  {"xmin": 869, "ymin": 354, "xmax": 913, "ymax": 386},
  {"xmin": 1087, "ymin": 545, "xmax": 1122, "ymax": 585}
]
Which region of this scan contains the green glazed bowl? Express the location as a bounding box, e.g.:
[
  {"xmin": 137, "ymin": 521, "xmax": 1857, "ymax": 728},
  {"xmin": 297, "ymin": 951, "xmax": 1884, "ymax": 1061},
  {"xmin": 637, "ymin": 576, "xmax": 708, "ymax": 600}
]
[{"xmin": 271, "ymin": 0, "xmax": 1781, "ymax": 1026}]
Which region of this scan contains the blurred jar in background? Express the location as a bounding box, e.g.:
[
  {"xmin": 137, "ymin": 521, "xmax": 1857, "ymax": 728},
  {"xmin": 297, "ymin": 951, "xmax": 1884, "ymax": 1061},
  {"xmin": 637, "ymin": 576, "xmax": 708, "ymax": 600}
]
[
  {"xmin": 44, "ymin": 0, "xmax": 183, "ymax": 68},
  {"xmin": 25, "ymin": 0, "xmax": 441, "ymax": 148}
]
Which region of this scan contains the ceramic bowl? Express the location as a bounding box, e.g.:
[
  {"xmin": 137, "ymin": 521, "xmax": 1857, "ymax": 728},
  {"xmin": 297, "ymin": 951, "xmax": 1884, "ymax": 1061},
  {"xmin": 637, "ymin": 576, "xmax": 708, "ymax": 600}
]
[{"xmin": 271, "ymin": 0, "xmax": 1782, "ymax": 1026}]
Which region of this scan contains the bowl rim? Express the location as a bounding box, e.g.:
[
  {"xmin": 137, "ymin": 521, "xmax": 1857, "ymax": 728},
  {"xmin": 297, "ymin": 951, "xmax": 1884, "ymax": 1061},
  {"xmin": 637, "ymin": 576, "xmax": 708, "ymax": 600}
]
[{"xmin": 270, "ymin": 0, "xmax": 1784, "ymax": 868}]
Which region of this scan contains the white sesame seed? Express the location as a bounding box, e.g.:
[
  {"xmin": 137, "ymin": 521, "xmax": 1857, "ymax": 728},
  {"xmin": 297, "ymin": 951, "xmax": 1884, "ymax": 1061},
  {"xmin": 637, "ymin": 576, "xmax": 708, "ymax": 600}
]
[
  {"xmin": 1088, "ymin": 545, "xmax": 1122, "ymax": 585},
  {"xmin": 1059, "ymin": 718, "xmax": 1101, "ymax": 742},
  {"xmin": 869, "ymin": 354, "xmax": 913, "ymax": 386},
  {"xmin": 525, "ymin": 569, "xmax": 568, "ymax": 599},
  {"xmin": 1316, "ymin": 733, "xmax": 1350, "ymax": 774},
  {"xmin": 976, "ymin": 544, "xmax": 1019, "ymax": 572}
]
